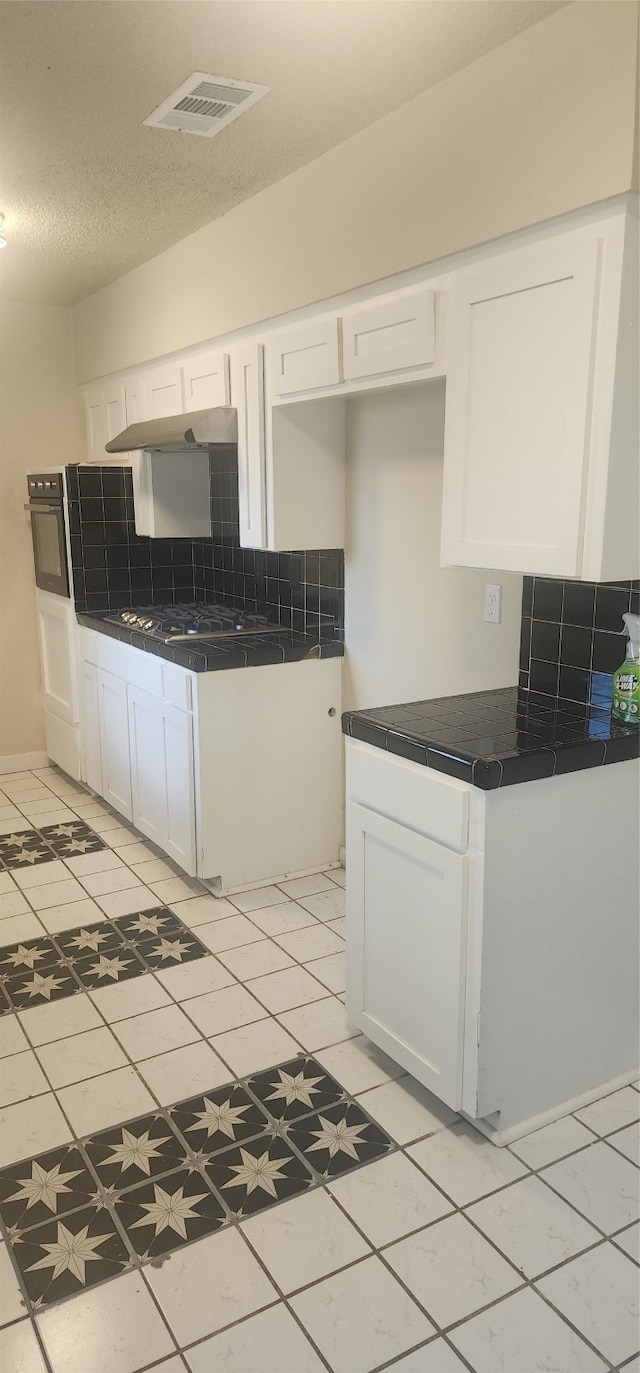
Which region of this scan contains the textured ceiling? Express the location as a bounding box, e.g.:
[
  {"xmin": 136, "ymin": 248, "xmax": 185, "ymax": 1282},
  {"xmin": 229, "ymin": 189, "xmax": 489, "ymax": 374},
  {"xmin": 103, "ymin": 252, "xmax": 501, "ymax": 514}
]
[{"xmin": 0, "ymin": 0, "xmax": 567, "ymax": 306}]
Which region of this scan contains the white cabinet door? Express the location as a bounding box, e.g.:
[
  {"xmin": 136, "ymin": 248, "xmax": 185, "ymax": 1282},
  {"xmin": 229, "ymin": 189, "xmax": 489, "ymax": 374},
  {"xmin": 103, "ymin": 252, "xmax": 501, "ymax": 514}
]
[
  {"xmin": 266, "ymin": 317, "xmax": 342, "ymax": 396},
  {"xmin": 347, "ymin": 801, "xmax": 468, "ymax": 1110},
  {"xmin": 103, "ymin": 382, "xmax": 127, "ymax": 445},
  {"xmin": 84, "ymin": 383, "xmax": 127, "ymax": 461},
  {"xmin": 230, "ymin": 341, "xmax": 267, "ymax": 548},
  {"xmin": 441, "ymin": 238, "xmax": 600, "ymax": 576},
  {"xmin": 139, "ymin": 362, "xmax": 184, "ymax": 419},
  {"xmin": 342, "ymin": 286, "xmax": 435, "ymax": 381},
  {"xmin": 80, "ymin": 660, "xmax": 103, "ymax": 794},
  {"xmin": 97, "ymin": 668, "xmax": 132, "ymax": 819},
  {"xmin": 182, "ymin": 350, "xmax": 230, "ymax": 410},
  {"xmin": 163, "ymin": 702, "xmax": 196, "ymax": 873},
  {"xmin": 35, "ymin": 592, "xmax": 78, "ymax": 726},
  {"xmin": 128, "ymin": 686, "xmax": 195, "ymax": 872}
]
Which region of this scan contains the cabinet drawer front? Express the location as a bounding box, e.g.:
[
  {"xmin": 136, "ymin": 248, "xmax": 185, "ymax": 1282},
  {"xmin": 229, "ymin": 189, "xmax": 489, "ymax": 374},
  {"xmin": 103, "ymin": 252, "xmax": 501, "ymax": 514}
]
[
  {"xmin": 267, "ymin": 318, "xmax": 342, "ymax": 396},
  {"xmin": 161, "ymin": 663, "xmax": 192, "ymax": 711},
  {"xmin": 346, "ymin": 739, "xmax": 469, "ymax": 852},
  {"xmin": 343, "ymin": 286, "xmax": 435, "ymax": 380},
  {"xmin": 95, "ymin": 636, "xmax": 163, "ymax": 695}
]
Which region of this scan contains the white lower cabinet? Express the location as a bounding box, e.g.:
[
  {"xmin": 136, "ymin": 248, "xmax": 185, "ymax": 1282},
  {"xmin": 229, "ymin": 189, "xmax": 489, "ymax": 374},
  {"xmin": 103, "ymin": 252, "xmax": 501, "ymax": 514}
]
[
  {"xmin": 345, "ymin": 737, "xmax": 640, "ymax": 1141},
  {"xmin": 128, "ymin": 685, "xmax": 195, "ymax": 871},
  {"xmin": 96, "ymin": 668, "xmax": 132, "ymax": 820},
  {"xmin": 347, "ymin": 801, "xmax": 467, "ymax": 1110},
  {"xmin": 79, "ymin": 631, "xmax": 343, "ymax": 890}
]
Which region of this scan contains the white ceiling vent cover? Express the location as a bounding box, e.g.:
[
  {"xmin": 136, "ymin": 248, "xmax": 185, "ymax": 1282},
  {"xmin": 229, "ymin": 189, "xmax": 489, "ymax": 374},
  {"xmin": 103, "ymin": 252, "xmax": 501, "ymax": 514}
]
[{"xmin": 144, "ymin": 72, "xmax": 270, "ymax": 138}]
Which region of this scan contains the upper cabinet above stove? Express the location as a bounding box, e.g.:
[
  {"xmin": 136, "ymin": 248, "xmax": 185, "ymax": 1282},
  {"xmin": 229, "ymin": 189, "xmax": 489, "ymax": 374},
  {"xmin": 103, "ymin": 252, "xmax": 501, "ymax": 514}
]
[{"xmin": 440, "ymin": 205, "xmax": 638, "ymax": 581}]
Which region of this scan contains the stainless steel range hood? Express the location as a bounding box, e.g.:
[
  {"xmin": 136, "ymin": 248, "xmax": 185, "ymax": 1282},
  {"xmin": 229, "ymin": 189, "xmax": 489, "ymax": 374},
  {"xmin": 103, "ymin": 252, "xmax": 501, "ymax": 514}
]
[{"xmin": 105, "ymin": 406, "xmax": 238, "ymax": 454}]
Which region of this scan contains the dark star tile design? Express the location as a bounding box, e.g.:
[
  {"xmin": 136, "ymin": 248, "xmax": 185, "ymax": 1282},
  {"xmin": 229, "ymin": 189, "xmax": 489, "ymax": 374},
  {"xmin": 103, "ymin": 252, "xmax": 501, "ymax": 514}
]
[
  {"xmin": 247, "ymin": 1055, "xmax": 347, "ymax": 1122},
  {"xmin": 38, "ymin": 822, "xmax": 106, "ymax": 858},
  {"xmin": 4, "ymin": 966, "xmax": 82, "ymax": 1010},
  {"xmin": 84, "ymin": 1114, "xmax": 188, "ymax": 1192},
  {"xmin": 73, "ymin": 947, "xmax": 148, "ymax": 989},
  {"xmin": 286, "ymin": 1100, "xmax": 394, "ymax": 1179},
  {"xmin": 205, "ymin": 1133, "xmax": 314, "ymax": 1219},
  {"xmin": 170, "ymin": 1083, "xmax": 269, "ymax": 1159},
  {"xmin": 113, "ymin": 909, "xmax": 185, "ymax": 941},
  {"xmin": 0, "ymin": 1146, "xmax": 96, "ymax": 1235},
  {"xmin": 116, "ymin": 1167, "xmax": 227, "ymax": 1258},
  {"xmin": 0, "ymin": 829, "xmax": 56, "ymax": 870},
  {"xmin": 0, "ymin": 907, "xmax": 210, "ymax": 1016},
  {"xmin": 0, "ymin": 1054, "xmax": 395, "ymax": 1313},
  {"xmin": 55, "ymin": 922, "xmax": 124, "ymax": 958},
  {"xmin": 0, "ymin": 937, "xmax": 61, "ymax": 978},
  {"xmin": 135, "ymin": 930, "xmax": 208, "ymax": 969},
  {"xmin": 12, "ymin": 1203, "xmax": 130, "ymax": 1308}
]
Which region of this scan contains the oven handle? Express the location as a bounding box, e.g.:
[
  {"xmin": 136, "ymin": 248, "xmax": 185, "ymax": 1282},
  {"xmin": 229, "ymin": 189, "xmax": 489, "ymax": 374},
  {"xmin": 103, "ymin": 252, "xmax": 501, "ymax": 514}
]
[{"xmin": 24, "ymin": 503, "xmax": 60, "ymax": 513}]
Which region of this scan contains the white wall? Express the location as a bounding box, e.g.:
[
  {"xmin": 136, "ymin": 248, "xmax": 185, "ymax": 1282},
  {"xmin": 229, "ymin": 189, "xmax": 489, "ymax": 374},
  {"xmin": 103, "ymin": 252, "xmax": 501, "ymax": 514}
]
[
  {"xmin": 0, "ymin": 302, "xmax": 85, "ymax": 758},
  {"xmin": 73, "ymin": 1, "xmax": 639, "ymax": 384},
  {"xmin": 343, "ymin": 384, "xmax": 522, "ymax": 712}
]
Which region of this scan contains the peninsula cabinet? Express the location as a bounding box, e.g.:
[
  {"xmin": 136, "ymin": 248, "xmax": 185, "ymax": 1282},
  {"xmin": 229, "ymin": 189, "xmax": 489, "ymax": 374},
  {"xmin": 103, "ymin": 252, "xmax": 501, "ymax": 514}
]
[
  {"xmin": 78, "ymin": 628, "xmax": 343, "ymax": 892},
  {"xmin": 345, "ymin": 737, "xmax": 640, "ymax": 1142},
  {"xmin": 440, "ymin": 205, "xmax": 639, "ymax": 581}
]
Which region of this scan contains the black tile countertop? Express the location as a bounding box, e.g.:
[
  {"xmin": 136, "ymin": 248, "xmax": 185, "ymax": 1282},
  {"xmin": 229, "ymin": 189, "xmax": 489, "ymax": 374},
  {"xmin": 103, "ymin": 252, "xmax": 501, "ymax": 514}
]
[
  {"xmin": 342, "ymin": 686, "xmax": 640, "ymax": 789},
  {"xmin": 77, "ymin": 612, "xmax": 344, "ymax": 672}
]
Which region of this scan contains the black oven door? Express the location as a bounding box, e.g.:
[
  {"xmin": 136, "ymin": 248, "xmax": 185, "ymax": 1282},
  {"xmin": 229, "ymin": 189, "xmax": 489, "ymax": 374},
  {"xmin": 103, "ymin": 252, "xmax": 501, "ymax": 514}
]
[{"xmin": 27, "ymin": 502, "xmax": 70, "ymax": 597}]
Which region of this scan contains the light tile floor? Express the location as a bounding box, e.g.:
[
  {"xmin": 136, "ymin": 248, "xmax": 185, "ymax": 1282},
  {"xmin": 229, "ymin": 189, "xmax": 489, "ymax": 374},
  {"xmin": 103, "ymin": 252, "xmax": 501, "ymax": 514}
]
[{"xmin": 0, "ymin": 765, "xmax": 638, "ymax": 1373}]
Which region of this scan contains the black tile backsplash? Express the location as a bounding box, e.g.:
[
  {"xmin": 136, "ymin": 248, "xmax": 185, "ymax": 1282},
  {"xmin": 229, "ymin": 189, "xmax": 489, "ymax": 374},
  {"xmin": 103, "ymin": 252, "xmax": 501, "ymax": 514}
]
[
  {"xmin": 519, "ymin": 576, "xmax": 639, "ymax": 708},
  {"xmin": 67, "ymin": 462, "xmax": 344, "ymax": 640}
]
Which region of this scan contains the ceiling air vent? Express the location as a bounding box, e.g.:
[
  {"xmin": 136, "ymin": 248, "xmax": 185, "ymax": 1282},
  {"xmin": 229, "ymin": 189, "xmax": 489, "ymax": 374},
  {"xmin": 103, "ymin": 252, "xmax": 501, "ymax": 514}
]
[{"xmin": 144, "ymin": 72, "xmax": 270, "ymax": 138}]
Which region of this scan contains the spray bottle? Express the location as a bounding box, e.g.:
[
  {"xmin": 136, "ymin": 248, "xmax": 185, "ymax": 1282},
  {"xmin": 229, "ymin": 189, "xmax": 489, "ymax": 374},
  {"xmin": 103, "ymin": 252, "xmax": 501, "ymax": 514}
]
[{"xmin": 612, "ymin": 614, "xmax": 640, "ymax": 725}]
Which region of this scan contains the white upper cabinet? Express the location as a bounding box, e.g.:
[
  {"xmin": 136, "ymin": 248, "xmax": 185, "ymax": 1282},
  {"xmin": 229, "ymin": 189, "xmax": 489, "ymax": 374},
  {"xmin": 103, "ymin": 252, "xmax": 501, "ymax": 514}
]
[
  {"xmin": 230, "ymin": 341, "xmax": 267, "ymax": 549},
  {"xmin": 441, "ymin": 209, "xmax": 638, "ymax": 580},
  {"xmin": 84, "ymin": 380, "xmax": 127, "ymax": 462},
  {"xmin": 342, "ymin": 285, "xmax": 435, "ymax": 381},
  {"xmin": 139, "ymin": 361, "xmax": 184, "ymax": 419},
  {"xmin": 182, "ymin": 349, "xmax": 230, "ymax": 410},
  {"xmin": 266, "ymin": 316, "xmax": 342, "ymax": 397}
]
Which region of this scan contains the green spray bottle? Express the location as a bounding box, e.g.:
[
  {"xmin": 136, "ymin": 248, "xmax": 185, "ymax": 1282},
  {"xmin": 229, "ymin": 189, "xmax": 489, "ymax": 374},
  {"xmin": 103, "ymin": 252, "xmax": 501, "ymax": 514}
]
[{"xmin": 612, "ymin": 614, "xmax": 640, "ymax": 725}]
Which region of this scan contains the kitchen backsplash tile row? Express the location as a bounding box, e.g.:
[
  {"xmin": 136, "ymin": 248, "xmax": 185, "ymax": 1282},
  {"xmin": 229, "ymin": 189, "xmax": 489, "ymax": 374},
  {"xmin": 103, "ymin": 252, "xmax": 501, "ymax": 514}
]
[
  {"xmin": 519, "ymin": 576, "xmax": 639, "ymax": 708},
  {"xmin": 66, "ymin": 463, "xmax": 344, "ymax": 640}
]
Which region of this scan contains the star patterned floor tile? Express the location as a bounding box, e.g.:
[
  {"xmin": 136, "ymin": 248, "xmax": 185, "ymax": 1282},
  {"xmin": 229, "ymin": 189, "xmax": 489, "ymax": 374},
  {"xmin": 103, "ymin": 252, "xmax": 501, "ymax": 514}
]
[
  {"xmin": 135, "ymin": 930, "xmax": 208, "ymax": 969},
  {"xmin": 115, "ymin": 1166, "xmax": 227, "ymax": 1258},
  {"xmin": 113, "ymin": 908, "xmax": 186, "ymax": 942},
  {"xmin": 170, "ymin": 1084, "xmax": 270, "ymax": 1159},
  {"xmin": 11, "ymin": 1202, "xmax": 131, "ymax": 1307},
  {"xmin": 55, "ymin": 921, "xmax": 124, "ymax": 958},
  {"xmin": 84, "ymin": 1113, "xmax": 188, "ymax": 1192},
  {"xmin": 0, "ymin": 830, "xmax": 56, "ymax": 869},
  {"xmin": 73, "ymin": 947, "xmax": 148, "ymax": 988},
  {"xmin": 285, "ymin": 1100, "xmax": 394, "ymax": 1179},
  {"xmin": 0, "ymin": 937, "xmax": 61, "ymax": 978},
  {"xmin": 38, "ymin": 822, "xmax": 106, "ymax": 857},
  {"xmin": 247, "ymin": 1055, "xmax": 348, "ymax": 1123},
  {"xmin": 0, "ymin": 1145, "xmax": 96, "ymax": 1235},
  {"xmin": 205, "ymin": 1134, "xmax": 315, "ymax": 1219},
  {"xmin": 3, "ymin": 966, "xmax": 82, "ymax": 1010}
]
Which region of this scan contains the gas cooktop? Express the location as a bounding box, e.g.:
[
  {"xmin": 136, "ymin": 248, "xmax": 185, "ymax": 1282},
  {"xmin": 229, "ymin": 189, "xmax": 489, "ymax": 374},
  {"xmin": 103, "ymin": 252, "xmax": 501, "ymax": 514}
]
[{"xmin": 101, "ymin": 603, "xmax": 282, "ymax": 643}]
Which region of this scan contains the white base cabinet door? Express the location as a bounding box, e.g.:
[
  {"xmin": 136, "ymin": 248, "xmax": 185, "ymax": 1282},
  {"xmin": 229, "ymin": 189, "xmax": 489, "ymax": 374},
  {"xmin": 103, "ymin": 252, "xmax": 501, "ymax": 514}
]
[
  {"xmin": 347, "ymin": 800, "xmax": 468, "ymax": 1111},
  {"xmin": 80, "ymin": 661, "xmax": 103, "ymax": 794},
  {"xmin": 97, "ymin": 668, "xmax": 132, "ymax": 819},
  {"xmin": 128, "ymin": 686, "xmax": 196, "ymax": 873}
]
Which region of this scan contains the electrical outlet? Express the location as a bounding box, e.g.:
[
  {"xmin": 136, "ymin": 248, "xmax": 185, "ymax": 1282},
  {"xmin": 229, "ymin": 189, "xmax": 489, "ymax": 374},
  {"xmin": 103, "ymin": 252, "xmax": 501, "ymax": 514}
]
[{"xmin": 484, "ymin": 583, "xmax": 502, "ymax": 624}]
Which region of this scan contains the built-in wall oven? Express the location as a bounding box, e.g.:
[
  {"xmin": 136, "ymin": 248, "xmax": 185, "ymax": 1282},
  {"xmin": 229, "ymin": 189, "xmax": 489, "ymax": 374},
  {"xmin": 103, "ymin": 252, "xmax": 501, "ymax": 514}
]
[
  {"xmin": 25, "ymin": 472, "xmax": 70, "ymax": 597},
  {"xmin": 26, "ymin": 469, "xmax": 81, "ymax": 780}
]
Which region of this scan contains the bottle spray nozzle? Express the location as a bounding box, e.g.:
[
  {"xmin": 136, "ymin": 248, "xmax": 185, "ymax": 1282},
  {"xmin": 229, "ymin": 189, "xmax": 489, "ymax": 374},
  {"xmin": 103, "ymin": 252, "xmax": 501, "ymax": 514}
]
[{"xmin": 622, "ymin": 613, "xmax": 640, "ymax": 646}]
